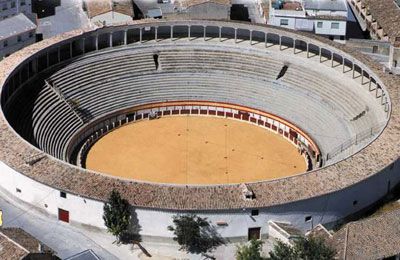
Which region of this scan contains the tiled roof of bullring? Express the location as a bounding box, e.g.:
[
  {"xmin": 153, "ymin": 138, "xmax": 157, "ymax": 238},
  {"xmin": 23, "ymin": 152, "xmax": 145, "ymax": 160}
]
[
  {"xmin": 362, "ymin": 0, "xmax": 400, "ymax": 46},
  {"xmin": 0, "ymin": 20, "xmax": 399, "ymax": 211},
  {"xmin": 332, "ymin": 209, "xmax": 400, "ymax": 259}
]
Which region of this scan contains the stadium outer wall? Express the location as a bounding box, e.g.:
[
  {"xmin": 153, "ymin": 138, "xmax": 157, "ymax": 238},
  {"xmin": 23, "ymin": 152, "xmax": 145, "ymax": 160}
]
[{"xmin": 0, "ymin": 20, "xmax": 399, "ymax": 241}]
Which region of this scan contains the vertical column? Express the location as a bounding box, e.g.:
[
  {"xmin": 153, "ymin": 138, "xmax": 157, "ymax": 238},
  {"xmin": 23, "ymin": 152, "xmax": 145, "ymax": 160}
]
[
  {"xmin": 249, "ymin": 30, "xmax": 253, "ymax": 45},
  {"xmin": 57, "ymin": 47, "xmax": 61, "ymax": 63},
  {"xmin": 264, "ymin": 32, "xmax": 267, "ymax": 47},
  {"xmin": 293, "ymin": 39, "xmax": 296, "ymax": 54},
  {"xmin": 306, "ymin": 43, "xmax": 309, "ymax": 58},
  {"xmin": 139, "ymin": 28, "xmax": 142, "ymax": 43},
  {"xmin": 219, "ymin": 26, "xmax": 222, "ymax": 42},
  {"xmin": 155, "ymin": 27, "xmax": 158, "ymax": 42},
  {"xmin": 109, "ymin": 33, "xmax": 113, "ymax": 47},
  {"xmin": 234, "ymin": 28, "xmax": 237, "ymax": 43},
  {"xmin": 369, "ymin": 76, "xmax": 373, "ymax": 91},
  {"xmin": 352, "ymin": 63, "xmax": 355, "ymax": 78},
  {"xmin": 319, "ymin": 48, "xmax": 322, "ymax": 63},
  {"xmin": 124, "ymin": 29, "xmax": 128, "ymax": 45},
  {"xmin": 170, "ymin": 26, "xmax": 174, "ymax": 41},
  {"xmin": 279, "ymin": 36, "xmax": 282, "ymax": 50},
  {"xmin": 82, "ymin": 38, "xmax": 86, "ymax": 54},
  {"xmin": 342, "ymin": 57, "xmax": 345, "ymax": 73},
  {"xmin": 331, "ymin": 53, "xmax": 334, "ymax": 67},
  {"xmin": 188, "ymin": 25, "xmax": 191, "ymax": 41},
  {"xmin": 95, "ymin": 35, "xmax": 99, "ymax": 50},
  {"xmin": 69, "ymin": 42, "xmax": 73, "ymax": 58},
  {"xmin": 46, "ymin": 52, "xmax": 50, "ymax": 68},
  {"xmin": 203, "ymin": 26, "xmax": 206, "ymax": 41}
]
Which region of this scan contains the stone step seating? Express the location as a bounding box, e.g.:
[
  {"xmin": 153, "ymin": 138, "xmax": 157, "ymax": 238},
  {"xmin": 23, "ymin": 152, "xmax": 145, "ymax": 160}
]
[
  {"xmin": 5, "ymin": 79, "xmax": 82, "ymax": 160},
  {"xmin": 57, "ymin": 71, "xmax": 349, "ymax": 153},
  {"xmin": 5, "ymin": 44, "xmax": 385, "ymax": 161}
]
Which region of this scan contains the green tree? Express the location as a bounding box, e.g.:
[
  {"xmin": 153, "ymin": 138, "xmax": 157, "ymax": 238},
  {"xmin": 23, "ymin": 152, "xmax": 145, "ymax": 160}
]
[
  {"xmin": 236, "ymin": 239, "xmax": 267, "ymax": 260},
  {"xmin": 103, "ymin": 189, "xmax": 131, "ymax": 242},
  {"xmin": 268, "ymin": 236, "xmax": 336, "ymax": 260},
  {"xmin": 167, "ymin": 214, "xmax": 224, "ymax": 255}
]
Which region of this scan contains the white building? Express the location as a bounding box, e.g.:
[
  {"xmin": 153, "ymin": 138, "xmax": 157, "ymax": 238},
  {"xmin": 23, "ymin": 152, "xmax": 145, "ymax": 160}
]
[
  {"xmin": 266, "ymin": 0, "xmax": 347, "ymax": 41},
  {"xmin": 0, "ymin": 0, "xmax": 34, "ymax": 21},
  {"xmin": 0, "ymin": 13, "xmax": 36, "ymax": 59}
]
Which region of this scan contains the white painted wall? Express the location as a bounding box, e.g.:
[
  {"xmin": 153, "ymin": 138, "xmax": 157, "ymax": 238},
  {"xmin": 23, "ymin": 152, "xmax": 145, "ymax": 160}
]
[{"xmin": 1, "ymin": 158, "xmax": 399, "ymax": 241}]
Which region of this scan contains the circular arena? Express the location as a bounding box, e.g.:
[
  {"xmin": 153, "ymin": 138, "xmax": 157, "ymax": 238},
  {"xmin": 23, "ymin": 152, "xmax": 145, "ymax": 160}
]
[{"xmin": 0, "ymin": 20, "xmax": 399, "ymax": 240}]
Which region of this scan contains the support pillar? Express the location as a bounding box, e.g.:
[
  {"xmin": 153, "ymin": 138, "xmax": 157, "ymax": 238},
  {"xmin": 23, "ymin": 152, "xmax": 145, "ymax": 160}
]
[
  {"xmin": 342, "ymin": 57, "xmax": 345, "ymax": 73},
  {"xmin": 352, "ymin": 63, "xmax": 355, "ymax": 78},
  {"xmin": 170, "ymin": 26, "xmax": 174, "ymax": 40},
  {"xmin": 109, "ymin": 33, "xmax": 113, "ymax": 47},
  {"xmin": 331, "ymin": 53, "xmax": 334, "ymax": 67},
  {"xmin": 234, "ymin": 28, "xmax": 237, "ymax": 43},
  {"xmin": 155, "ymin": 27, "xmax": 158, "ymax": 41},
  {"xmin": 369, "ymin": 77, "xmax": 372, "ymax": 91},
  {"xmin": 188, "ymin": 26, "xmax": 191, "ymax": 40},
  {"xmin": 124, "ymin": 30, "xmax": 128, "ymax": 45},
  {"xmin": 279, "ymin": 36, "xmax": 282, "ymax": 50},
  {"xmin": 46, "ymin": 52, "xmax": 49, "ymax": 68},
  {"xmin": 82, "ymin": 38, "xmax": 86, "ymax": 54},
  {"xmin": 57, "ymin": 47, "xmax": 61, "ymax": 63},
  {"xmin": 95, "ymin": 35, "xmax": 98, "ymax": 50},
  {"xmin": 69, "ymin": 42, "xmax": 73, "ymax": 58},
  {"xmin": 203, "ymin": 26, "xmax": 206, "ymax": 41},
  {"xmin": 306, "ymin": 43, "xmax": 309, "ymax": 58},
  {"xmin": 249, "ymin": 30, "xmax": 252, "ymax": 45},
  {"xmin": 264, "ymin": 32, "xmax": 267, "ymax": 47},
  {"xmin": 219, "ymin": 27, "xmax": 222, "ymax": 42},
  {"xmin": 293, "ymin": 39, "xmax": 296, "ymax": 54},
  {"xmin": 139, "ymin": 28, "xmax": 142, "ymax": 43},
  {"xmin": 319, "ymin": 48, "xmax": 322, "ymax": 62}
]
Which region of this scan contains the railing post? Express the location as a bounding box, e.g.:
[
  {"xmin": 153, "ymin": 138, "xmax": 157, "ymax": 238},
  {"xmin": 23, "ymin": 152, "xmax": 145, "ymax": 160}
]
[
  {"xmin": 95, "ymin": 35, "xmax": 98, "ymax": 50},
  {"xmin": 188, "ymin": 25, "xmax": 191, "ymax": 40},
  {"xmin": 293, "ymin": 39, "xmax": 296, "ymax": 53},
  {"xmin": 203, "ymin": 26, "xmax": 206, "ymax": 41},
  {"xmin": 219, "ymin": 26, "xmax": 222, "ymax": 42},
  {"xmin": 249, "ymin": 30, "xmax": 252, "ymax": 45},
  {"xmin": 264, "ymin": 32, "xmax": 267, "ymax": 47},
  {"xmin": 124, "ymin": 29, "xmax": 128, "ymax": 45},
  {"xmin": 155, "ymin": 27, "xmax": 158, "ymax": 41},
  {"xmin": 109, "ymin": 33, "xmax": 113, "ymax": 47},
  {"xmin": 170, "ymin": 25, "xmax": 173, "ymax": 40}
]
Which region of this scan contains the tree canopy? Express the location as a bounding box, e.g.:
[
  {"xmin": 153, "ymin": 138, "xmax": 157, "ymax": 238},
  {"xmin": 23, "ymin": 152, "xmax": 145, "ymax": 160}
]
[
  {"xmin": 103, "ymin": 189, "xmax": 131, "ymax": 241},
  {"xmin": 236, "ymin": 239, "xmax": 267, "ymax": 260},
  {"xmin": 167, "ymin": 214, "xmax": 224, "ymax": 255},
  {"xmin": 268, "ymin": 236, "xmax": 336, "ymax": 260}
]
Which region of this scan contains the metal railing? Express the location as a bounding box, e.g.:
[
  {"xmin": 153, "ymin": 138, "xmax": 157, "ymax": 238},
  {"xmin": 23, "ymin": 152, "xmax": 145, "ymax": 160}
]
[{"xmin": 326, "ymin": 122, "xmax": 386, "ymax": 161}]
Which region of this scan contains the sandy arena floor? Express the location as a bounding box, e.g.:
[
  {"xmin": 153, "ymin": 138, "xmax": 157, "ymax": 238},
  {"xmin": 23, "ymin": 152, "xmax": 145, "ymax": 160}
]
[{"xmin": 86, "ymin": 116, "xmax": 306, "ymax": 184}]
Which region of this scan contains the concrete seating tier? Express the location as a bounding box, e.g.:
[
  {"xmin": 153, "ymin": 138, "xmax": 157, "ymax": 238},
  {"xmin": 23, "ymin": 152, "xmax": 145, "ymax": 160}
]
[{"xmin": 3, "ymin": 44, "xmax": 385, "ymax": 163}]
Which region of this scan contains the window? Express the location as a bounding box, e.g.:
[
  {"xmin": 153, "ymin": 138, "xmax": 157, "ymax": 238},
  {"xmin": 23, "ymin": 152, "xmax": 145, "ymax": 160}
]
[
  {"xmin": 280, "ymin": 19, "xmax": 289, "ymax": 26},
  {"xmin": 2, "ymin": 3, "xmax": 7, "ymax": 10},
  {"xmin": 17, "ymin": 35, "xmax": 22, "ymax": 42},
  {"xmin": 331, "ymin": 22, "xmax": 340, "ymax": 29},
  {"xmin": 20, "ymin": 0, "xmax": 26, "ymax": 6},
  {"xmin": 60, "ymin": 191, "xmax": 67, "ymax": 198},
  {"xmin": 305, "ymin": 216, "xmax": 312, "ymax": 222},
  {"xmin": 3, "ymin": 40, "xmax": 8, "ymax": 47},
  {"xmin": 248, "ymin": 227, "xmax": 261, "ymax": 240},
  {"xmin": 11, "ymin": 1, "xmax": 15, "ymax": 8},
  {"xmin": 251, "ymin": 209, "xmax": 259, "ymax": 216},
  {"xmin": 317, "ymin": 21, "xmax": 323, "ymax": 28}
]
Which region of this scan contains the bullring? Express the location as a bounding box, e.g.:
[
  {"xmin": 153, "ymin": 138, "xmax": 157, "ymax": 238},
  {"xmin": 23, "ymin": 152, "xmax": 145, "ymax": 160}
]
[{"xmin": 0, "ymin": 20, "xmax": 399, "ymax": 240}]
